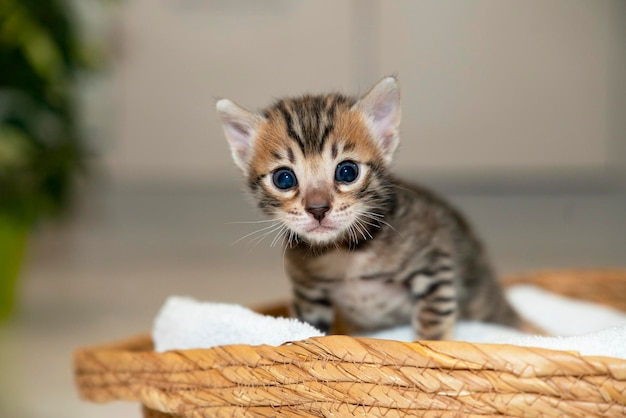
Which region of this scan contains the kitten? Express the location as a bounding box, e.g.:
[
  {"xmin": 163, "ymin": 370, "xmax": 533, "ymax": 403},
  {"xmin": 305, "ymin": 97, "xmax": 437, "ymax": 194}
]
[{"xmin": 216, "ymin": 77, "xmax": 524, "ymax": 339}]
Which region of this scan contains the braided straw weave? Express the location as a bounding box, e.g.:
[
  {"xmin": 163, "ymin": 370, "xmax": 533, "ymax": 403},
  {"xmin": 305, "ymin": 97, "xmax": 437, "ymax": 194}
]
[{"xmin": 74, "ymin": 270, "xmax": 626, "ymax": 417}]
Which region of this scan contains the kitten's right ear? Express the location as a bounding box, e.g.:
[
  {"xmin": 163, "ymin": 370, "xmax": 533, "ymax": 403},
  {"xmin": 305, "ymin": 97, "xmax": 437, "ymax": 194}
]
[{"xmin": 216, "ymin": 99, "xmax": 264, "ymax": 172}]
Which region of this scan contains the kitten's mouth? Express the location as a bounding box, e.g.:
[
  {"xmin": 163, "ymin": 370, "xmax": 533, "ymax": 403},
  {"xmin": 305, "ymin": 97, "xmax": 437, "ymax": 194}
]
[
  {"xmin": 306, "ymin": 225, "xmax": 335, "ymax": 233},
  {"xmin": 302, "ymin": 224, "xmax": 341, "ymax": 245}
]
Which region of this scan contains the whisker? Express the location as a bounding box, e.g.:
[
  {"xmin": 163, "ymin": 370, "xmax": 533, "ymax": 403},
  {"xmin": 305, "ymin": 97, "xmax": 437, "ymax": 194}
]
[
  {"xmin": 354, "ymin": 211, "xmax": 382, "ymax": 229},
  {"xmin": 359, "ymin": 211, "xmax": 403, "ymax": 238},
  {"xmin": 278, "ymin": 226, "xmax": 290, "ymax": 247},
  {"xmin": 281, "ymin": 235, "xmax": 290, "ymax": 278},
  {"xmin": 231, "ymin": 221, "xmax": 283, "ymax": 245},
  {"xmin": 226, "ymin": 219, "xmax": 278, "ymax": 225},
  {"xmin": 344, "ymin": 225, "xmax": 352, "ymax": 245},
  {"xmin": 358, "ymin": 212, "xmax": 385, "ymax": 225},
  {"xmin": 270, "ymin": 224, "xmax": 289, "ymax": 247},
  {"xmin": 391, "ymin": 183, "xmax": 419, "ymax": 197},
  {"xmin": 278, "ymin": 225, "xmax": 290, "ymax": 247},
  {"xmin": 248, "ymin": 223, "xmax": 285, "ymax": 248},
  {"xmin": 248, "ymin": 230, "xmax": 280, "ymax": 249},
  {"xmin": 359, "ymin": 219, "xmax": 374, "ymax": 239},
  {"xmin": 355, "ymin": 218, "xmax": 373, "ymax": 240},
  {"xmin": 353, "ymin": 221, "xmax": 367, "ymax": 241},
  {"xmin": 360, "ymin": 211, "xmax": 385, "ymax": 219},
  {"xmin": 360, "ymin": 219, "xmax": 380, "ymax": 228},
  {"xmin": 348, "ymin": 224, "xmax": 359, "ymax": 246}
]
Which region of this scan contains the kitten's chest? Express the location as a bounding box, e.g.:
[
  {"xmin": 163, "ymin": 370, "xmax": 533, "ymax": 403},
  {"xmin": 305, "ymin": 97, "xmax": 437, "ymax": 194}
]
[
  {"xmin": 308, "ymin": 249, "xmax": 382, "ymax": 282},
  {"xmin": 310, "ymin": 249, "xmax": 412, "ymax": 330}
]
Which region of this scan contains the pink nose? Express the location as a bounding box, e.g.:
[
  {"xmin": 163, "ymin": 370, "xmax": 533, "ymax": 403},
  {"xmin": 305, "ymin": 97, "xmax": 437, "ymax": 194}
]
[{"xmin": 306, "ymin": 205, "xmax": 330, "ymax": 221}]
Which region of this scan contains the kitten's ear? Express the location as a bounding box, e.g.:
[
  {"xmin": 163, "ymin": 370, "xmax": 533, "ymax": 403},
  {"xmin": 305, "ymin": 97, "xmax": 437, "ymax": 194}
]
[
  {"xmin": 216, "ymin": 99, "xmax": 264, "ymax": 172},
  {"xmin": 352, "ymin": 77, "xmax": 401, "ymax": 163}
]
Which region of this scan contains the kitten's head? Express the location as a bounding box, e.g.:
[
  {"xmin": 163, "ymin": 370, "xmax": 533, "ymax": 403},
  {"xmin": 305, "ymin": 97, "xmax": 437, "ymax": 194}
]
[{"xmin": 217, "ymin": 77, "xmax": 401, "ymax": 246}]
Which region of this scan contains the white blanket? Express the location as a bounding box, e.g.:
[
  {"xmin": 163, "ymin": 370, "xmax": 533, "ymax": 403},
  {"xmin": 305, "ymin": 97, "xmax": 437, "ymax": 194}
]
[
  {"xmin": 153, "ymin": 298, "xmax": 323, "ymax": 352},
  {"xmin": 153, "ymin": 285, "xmax": 626, "ymax": 359}
]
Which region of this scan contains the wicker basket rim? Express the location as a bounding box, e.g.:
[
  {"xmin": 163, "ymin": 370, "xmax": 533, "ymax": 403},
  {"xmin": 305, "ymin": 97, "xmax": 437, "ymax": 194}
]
[{"xmin": 74, "ymin": 268, "xmax": 626, "ymax": 417}]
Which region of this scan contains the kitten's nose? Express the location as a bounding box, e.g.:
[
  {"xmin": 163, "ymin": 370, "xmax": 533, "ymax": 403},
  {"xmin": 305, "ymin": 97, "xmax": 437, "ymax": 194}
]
[
  {"xmin": 305, "ymin": 189, "xmax": 331, "ymax": 222},
  {"xmin": 306, "ymin": 205, "xmax": 330, "ymax": 221}
]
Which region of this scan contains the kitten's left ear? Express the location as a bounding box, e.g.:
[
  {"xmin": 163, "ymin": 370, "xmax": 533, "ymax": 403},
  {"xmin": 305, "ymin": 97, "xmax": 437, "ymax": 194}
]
[
  {"xmin": 352, "ymin": 76, "xmax": 401, "ymax": 163},
  {"xmin": 216, "ymin": 99, "xmax": 265, "ymax": 173}
]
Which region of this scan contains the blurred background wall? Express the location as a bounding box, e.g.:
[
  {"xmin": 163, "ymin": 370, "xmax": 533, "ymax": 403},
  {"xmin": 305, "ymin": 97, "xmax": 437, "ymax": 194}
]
[
  {"xmin": 1, "ymin": 1, "xmax": 625, "ymax": 417},
  {"xmin": 102, "ymin": 0, "xmax": 626, "ymax": 189}
]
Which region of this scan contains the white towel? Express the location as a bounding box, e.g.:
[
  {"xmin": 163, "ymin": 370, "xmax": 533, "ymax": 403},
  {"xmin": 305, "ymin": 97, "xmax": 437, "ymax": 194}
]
[
  {"xmin": 153, "ymin": 296, "xmax": 323, "ymax": 352},
  {"xmin": 153, "ymin": 286, "xmax": 626, "ymax": 359},
  {"xmin": 365, "ymin": 284, "xmax": 626, "ymax": 359},
  {"xmin": 503, "ymin": 326, "xmax": 626, "ymax": 358}
]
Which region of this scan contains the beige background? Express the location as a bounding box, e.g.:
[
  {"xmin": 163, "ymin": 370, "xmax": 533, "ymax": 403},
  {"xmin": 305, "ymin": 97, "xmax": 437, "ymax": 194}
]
[
  {"xmin": 104, "ymin": 0, "xmax": 626, "ymax": 187},
  {"xmin": 1, "ymin": 2, "xmax": 625, "ymax": 417}
]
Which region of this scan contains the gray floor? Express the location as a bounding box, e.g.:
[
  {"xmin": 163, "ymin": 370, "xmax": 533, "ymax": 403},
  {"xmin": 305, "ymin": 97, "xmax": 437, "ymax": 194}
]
[{"xmin": 1, "ymin": 184, "xmax": 625, "ymax": 417}]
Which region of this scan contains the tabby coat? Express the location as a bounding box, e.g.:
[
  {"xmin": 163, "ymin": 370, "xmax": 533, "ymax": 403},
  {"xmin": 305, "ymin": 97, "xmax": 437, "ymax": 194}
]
[{"xmin": 217, "ymin": 77, "xmax": 523, "ymax": 339}]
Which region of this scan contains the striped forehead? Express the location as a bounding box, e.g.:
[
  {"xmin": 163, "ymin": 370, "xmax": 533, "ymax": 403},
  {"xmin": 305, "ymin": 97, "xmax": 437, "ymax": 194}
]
[
  {"xmin": 249, "ymin": 93, "xmax": 384, "ymax": 179},
  {"xmin": 262, "ymin": 94, "xmax": 355, "ymax": 156}
]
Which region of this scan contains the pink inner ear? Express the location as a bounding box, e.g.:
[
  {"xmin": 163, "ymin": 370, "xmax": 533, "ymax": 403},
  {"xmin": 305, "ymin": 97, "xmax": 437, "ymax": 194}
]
[
  {"xmin": 228, "ymin": 120, "xmax": 250, "ymax": 138},
  {"xmin": 369, "ymin": 96, "xmax": 400, "ymax": 154},
  {"xmin": 225, "ymin": 120, "xmax": 253, "ymax": 164},
  {"xmin": 374, "ymin": 99, "xmax": 396, "ymax": 121},
  {"xmin": 373, "ymin": 102, "xmax": 398, "ymax": 134},
  {"xmin": 217, "ymin": 99, "xmax": 262, "ymax": 170},
  {"xmin": 226, "ymin": 121, "xmax": 251, "ymax": 148},
  {"xmin": 354, "ymin": 78, "xmax": 401, "ymax": 158}
]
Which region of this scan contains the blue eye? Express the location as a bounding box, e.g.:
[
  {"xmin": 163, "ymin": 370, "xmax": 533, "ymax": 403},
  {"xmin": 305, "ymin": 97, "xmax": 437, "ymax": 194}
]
[
  {"xmin": 272, "ymin": 168, "xmax": 297, "ymax": 190},
  {"xmin": 335, "ymin": 161, "xmax": 359, "ymax": 184}
]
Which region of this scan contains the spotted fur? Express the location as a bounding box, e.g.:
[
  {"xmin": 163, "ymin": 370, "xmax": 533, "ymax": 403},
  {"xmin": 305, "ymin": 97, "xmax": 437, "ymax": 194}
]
[{"xmin": 217, "ymin": 77, "xmax": 524, "ymax": 339}]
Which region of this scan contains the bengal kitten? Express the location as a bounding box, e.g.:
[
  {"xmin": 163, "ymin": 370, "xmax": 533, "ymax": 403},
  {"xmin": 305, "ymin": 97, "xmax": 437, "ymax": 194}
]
[{"xmin": 216, "ymin": 77, "xmax": 524, "ymax": 340}]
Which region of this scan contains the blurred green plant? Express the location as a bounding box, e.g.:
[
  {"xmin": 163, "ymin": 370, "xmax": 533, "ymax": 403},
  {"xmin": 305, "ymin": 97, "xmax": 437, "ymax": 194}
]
[
  {"xmin": 0, "ymin": 0, "xmax": 99, "ymax": 222},
  {"xmin": 1, "ymin": 0, "xmax": 103, "ymax": 319}
]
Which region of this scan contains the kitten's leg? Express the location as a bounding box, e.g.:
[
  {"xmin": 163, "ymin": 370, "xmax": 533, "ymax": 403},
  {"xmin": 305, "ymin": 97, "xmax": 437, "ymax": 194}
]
[
  {"xmin": 408, "ymin": 252, "xmax": 458, "ymax": 340},
  {"xmin": 290, "ymin": 280, "xmax": 334, "ymax": 334}
]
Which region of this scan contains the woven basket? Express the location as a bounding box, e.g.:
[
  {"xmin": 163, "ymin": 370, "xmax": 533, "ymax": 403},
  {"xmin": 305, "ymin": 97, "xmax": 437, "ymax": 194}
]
[{"xmin": 74, "ymin": 270, "xmax": 626, "ymax": 417}]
